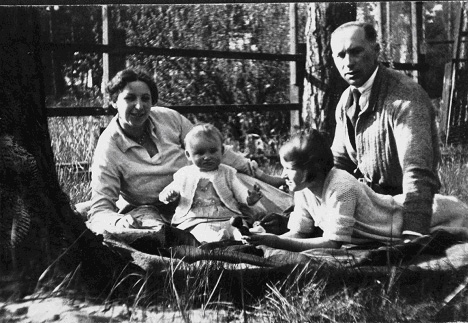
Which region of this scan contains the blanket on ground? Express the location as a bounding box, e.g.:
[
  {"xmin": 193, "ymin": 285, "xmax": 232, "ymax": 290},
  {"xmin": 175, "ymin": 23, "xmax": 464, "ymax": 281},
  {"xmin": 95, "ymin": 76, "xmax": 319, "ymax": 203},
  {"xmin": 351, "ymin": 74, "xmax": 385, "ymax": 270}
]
[{"xmin": 99, "ymin": 225, "xmax": 468, "ymax": 273}]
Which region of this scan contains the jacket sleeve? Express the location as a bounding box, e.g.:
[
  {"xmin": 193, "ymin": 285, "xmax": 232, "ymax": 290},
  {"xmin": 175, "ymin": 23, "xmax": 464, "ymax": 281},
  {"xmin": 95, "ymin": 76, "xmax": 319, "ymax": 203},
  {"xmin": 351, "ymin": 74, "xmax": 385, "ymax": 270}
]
[
  {"xmin": 331, "ymin": 90, "xmax": 358, "ymax": 174},
  {"xmin": 393, "ymin": 85, "xmax": 440, "ymax": 234},
  {"xmin": 221, "ymin": 146, "xmax": 254, "ymax": 176},
  {"xmin": 88, "ymin": 142, "xmax": 123, "ymax": 232}
]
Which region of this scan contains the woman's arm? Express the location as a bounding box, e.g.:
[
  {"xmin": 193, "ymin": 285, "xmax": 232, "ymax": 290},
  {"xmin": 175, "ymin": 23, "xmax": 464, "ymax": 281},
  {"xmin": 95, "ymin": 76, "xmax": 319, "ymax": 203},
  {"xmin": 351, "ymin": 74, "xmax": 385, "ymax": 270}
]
[
  {"xmin": 244, "ymin": 232, "xmax": 342, "ymax": 252},
  {"xmin": 249, "ymin": 160, "xmax": 285, "ymax": 188}
]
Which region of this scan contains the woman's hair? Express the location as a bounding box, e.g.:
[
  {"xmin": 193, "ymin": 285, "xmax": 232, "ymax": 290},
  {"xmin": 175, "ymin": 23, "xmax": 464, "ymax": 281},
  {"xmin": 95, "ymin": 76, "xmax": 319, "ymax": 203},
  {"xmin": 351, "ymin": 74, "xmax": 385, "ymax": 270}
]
[
  {"xmin": 184, "ymin": 123, "xmax": 224, "ymax": 151},
  {"xmin": 279, "ymin": 129, "xmax": 334, "ymax": 181},
  {"xmin": 107, "ymin": 69, "xmax": 159, "ymax": 104}
]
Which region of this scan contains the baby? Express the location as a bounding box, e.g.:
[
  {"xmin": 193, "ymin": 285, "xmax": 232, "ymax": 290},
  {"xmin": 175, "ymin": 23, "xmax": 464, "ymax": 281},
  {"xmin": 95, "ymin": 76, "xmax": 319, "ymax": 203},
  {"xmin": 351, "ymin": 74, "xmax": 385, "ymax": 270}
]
[{"xmin": 159, "ymin": 123, "xmax": 262, "ymax": 243}]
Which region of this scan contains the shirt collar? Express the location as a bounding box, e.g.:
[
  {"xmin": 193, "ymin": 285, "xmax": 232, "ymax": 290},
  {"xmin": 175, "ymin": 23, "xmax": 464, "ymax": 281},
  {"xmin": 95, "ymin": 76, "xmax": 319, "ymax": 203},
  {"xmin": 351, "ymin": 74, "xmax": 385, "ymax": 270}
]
[
  {"xmin": 112, "ymin": 109, "xmax": 157, "ymax": 152},
  {"xmin": 353, "ymin": 65, "xmax": 379, "ymax": 95}
]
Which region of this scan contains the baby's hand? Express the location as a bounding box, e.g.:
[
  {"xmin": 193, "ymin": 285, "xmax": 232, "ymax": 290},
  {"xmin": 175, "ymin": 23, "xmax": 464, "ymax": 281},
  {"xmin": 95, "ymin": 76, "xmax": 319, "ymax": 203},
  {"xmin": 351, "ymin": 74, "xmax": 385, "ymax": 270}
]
[
  {"xmin": 246, "ymin": 184, "xmax": 262, "ymax": 205},
  {"xmin": 159, "ymin": 189, "xmax": 180, "ymax": 204}
]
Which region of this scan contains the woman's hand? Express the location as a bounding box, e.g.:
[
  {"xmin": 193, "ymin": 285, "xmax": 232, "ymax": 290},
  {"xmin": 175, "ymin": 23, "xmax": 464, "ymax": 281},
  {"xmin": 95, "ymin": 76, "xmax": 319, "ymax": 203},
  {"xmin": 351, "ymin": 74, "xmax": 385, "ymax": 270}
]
[
  {"xmin": 242, "ymin": 233, "xmax": 280, "ymax": 248},
  {"xmin": 159, "ymin": 189, "xmax": 180, "ymax": 204},
  {"xmin": 115, "ymin": 214, "xmax": 141, "ymax": 229}
]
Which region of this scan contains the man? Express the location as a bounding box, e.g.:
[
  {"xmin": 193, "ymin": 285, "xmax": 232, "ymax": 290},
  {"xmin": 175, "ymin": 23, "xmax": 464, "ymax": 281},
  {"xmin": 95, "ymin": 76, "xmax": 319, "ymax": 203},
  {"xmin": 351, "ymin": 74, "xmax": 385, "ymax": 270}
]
[{"xmin": 330, "ymin": 21, "xmax": 441, "ymax": 241}]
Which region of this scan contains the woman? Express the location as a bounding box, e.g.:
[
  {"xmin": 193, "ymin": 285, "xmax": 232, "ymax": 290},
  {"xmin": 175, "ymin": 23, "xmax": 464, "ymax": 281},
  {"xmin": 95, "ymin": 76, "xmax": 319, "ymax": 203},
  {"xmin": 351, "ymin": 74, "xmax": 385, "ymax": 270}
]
[
  {"xmin": 244, "ymin": 129, "xmax": 468, "ymax": 251},
  {"xmin": 87, "ymin": 68, "xmax": 291, "ymax": 233}
]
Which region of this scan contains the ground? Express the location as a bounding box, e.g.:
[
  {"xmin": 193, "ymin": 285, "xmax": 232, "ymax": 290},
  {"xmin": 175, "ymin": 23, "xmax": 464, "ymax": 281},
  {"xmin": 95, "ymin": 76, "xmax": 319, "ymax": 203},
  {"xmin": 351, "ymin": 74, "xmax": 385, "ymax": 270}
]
[{"xmin": 0, "ymin": 296, "xmax": 263, "ymax": 323}]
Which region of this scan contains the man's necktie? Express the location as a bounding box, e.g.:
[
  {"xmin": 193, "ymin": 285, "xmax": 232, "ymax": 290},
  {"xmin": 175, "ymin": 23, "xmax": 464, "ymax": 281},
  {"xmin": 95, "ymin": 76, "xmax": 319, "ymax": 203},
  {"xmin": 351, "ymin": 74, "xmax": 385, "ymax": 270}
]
[{"xmin": 351, "ymin": 88, "xmax": 361, "ymax": 126}]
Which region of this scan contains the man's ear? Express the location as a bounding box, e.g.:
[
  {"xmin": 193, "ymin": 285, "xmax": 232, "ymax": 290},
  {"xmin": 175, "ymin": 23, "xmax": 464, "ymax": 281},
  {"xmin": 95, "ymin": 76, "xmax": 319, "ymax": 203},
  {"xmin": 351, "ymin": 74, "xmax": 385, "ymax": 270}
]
[
  {"xmin": 110, "ymin": 101, "xmax": 118, "ymax": 110},
  {"xmin": 374, "ymin": 43, "xmax": 381, "ymax": 53}
]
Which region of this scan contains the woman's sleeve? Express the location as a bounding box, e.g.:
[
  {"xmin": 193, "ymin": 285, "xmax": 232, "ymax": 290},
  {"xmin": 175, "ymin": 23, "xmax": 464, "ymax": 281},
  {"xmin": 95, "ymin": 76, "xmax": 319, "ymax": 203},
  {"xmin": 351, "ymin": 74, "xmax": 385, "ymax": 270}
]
[
  {"xmin": 287, "ymin": 192, "xmax": 316, "ymax": 235},
  {"xmin": 87, "ymin": 144, "xmax": 123, "ymax": 233},
  {"xmin": 221, "ymin": 146, "xmax": 253, "ymax": 175},
  {"xmin": 177, "ymin": 112, "xmax": 194, "ymax": 147}
]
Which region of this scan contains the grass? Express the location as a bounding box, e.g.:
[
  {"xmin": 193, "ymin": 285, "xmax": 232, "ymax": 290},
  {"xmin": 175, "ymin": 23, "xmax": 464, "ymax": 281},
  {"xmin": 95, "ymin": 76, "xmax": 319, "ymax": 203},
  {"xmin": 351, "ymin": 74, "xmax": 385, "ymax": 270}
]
[{"xmin": 44, "ymin": 116, "xmax": 468, "ymax": 322}]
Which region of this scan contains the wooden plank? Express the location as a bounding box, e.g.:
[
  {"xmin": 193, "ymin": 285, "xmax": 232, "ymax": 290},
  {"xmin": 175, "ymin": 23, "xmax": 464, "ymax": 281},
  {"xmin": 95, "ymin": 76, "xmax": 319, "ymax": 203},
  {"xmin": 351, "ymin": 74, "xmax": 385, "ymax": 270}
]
[
  {"xmin": 440, "ymin": 62, "xmax": 453, "ymax": 137},
  {"xmin": 41, "ymin": 43, "xmax": 304, "ymax": 62},
  {"xmin": 46, "ymin": 103, "xmax": 302, "ymax": 117}
]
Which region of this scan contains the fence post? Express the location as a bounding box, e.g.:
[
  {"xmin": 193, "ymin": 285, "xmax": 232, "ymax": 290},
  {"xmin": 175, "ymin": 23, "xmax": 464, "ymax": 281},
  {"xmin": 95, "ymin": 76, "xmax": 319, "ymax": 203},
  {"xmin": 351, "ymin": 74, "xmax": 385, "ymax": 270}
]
[
  {"xmin": 102, "ymin": 5, "xmax": 109, "ymax": 106},
  {"xmin": 289, "ymin": 3, "xmax": 300, "ymax": 132}
]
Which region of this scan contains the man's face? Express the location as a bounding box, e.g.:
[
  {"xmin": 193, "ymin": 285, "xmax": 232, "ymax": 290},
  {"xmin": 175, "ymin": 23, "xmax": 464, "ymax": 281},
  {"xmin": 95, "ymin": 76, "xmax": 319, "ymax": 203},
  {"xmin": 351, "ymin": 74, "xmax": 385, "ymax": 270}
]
[{"xmin": 331, "ymin": 26, "xmax": 380, "ymax": 87}]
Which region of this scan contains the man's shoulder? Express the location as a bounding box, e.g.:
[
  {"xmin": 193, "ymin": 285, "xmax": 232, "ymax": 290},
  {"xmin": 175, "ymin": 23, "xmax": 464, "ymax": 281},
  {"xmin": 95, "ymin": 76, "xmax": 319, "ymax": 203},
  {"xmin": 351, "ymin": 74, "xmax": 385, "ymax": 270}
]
[{"xmin": 382, "ymin": 67, "xmax": 424, "ymax": 93}]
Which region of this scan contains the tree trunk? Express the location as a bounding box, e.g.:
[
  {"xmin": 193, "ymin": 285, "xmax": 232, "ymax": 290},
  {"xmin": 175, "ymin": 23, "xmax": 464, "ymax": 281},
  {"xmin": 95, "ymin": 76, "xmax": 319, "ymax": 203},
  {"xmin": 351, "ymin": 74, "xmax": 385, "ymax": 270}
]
[
  {"xmin": 302, "ymin": 3, "xmax": 356, "ymax": 140},
  {"xmin": 0, "ymin": 6, "xmax": 129, "ymax": 298}
]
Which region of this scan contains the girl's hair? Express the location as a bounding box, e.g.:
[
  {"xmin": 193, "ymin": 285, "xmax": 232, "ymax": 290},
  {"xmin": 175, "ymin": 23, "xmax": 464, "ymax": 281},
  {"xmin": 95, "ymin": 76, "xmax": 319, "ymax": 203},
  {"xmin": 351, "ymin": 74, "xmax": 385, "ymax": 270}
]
[
  {"xmin": 184, "ymin": 123, "xmax": 224, "ymax": 151},
  {"xmin": 279, "ymin": 129, "xmax": 334, "ymax": 181},
  {"xmin": 107, "ymin": 69, "xmax": 159, "ymax": 104}
]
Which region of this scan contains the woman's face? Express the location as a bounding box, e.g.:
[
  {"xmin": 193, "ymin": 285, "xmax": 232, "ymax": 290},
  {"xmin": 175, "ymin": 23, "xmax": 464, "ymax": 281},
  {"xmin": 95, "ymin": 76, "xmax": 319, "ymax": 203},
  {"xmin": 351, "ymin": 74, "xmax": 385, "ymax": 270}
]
[
  {"xmin": 280, "ymin": 157, "xmax": 309, "ymax": 192},
  {"xmin": 185, "ymin": 135, "xmax": 223, "ymax": 172},
  {"xmin": 114, "ymin": 80, "xmax": 152, "ymax": 132}
]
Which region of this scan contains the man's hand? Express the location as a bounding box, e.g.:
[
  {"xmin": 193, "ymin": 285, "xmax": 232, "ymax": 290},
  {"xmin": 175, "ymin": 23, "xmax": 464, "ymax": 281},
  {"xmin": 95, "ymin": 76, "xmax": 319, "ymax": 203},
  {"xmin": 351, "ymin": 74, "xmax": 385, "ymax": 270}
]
[
  {"xmin": 242, "ymin": 233, "xmax": 280, "ymax": 248},
  {"xmin": 159, "ymin": 189, "xmax": 180, "ymax": 204},
  {"xmin": 246, "ymin": 184, "xmax": 263, "ymax": 205}
]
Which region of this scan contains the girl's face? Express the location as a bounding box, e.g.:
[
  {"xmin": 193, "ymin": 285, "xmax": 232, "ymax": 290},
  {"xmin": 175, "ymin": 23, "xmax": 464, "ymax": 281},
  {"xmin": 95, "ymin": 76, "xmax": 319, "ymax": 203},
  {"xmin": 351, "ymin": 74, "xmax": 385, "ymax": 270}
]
[
  {"xmin": 280, "ymin": 156, "xmax": 309, "ymax": 192},
  {"xmin": 185, "ymin": 135, "xmax": 223, "ymax": 172},
  {"xmin": 114, "ymin": 80, "xmax": 152, "ymax": 133}
]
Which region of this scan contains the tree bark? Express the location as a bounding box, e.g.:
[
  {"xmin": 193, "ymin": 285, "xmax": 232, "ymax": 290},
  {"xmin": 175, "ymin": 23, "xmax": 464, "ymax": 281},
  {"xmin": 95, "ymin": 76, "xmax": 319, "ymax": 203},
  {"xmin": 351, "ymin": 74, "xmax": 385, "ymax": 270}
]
[
  {"xmin": 0, "ymin": 6, "xmax": 129, "ymax": 298},
  {"xmin": 302, "ymin": 3, "xmax": 356, "ymax": 140}
]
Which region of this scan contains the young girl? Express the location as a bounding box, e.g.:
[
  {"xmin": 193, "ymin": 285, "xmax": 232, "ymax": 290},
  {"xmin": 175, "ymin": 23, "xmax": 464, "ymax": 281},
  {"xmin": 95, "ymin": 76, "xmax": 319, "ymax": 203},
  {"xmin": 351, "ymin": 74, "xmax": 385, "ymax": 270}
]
[
  {"xmin": 244, "ymin": 129, "xmax": 468, "ymax": 251},
  {"xmin": 159, "ymin": 124, "xmax": 263, "ymax": 243}
]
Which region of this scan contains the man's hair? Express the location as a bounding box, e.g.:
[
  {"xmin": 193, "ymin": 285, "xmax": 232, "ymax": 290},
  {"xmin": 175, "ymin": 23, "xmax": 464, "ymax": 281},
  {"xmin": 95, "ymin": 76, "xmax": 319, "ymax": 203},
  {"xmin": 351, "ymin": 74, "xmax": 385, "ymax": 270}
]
[
  {"xmin": 279, "ymin": 129, "xmax": 334, "ymax": 181},
  {"xmin": 185, "ymin": 123, "xmax": 224, "ymax": 150},
  {"xmin": 107, "ymin": 68, "xmax": 159, "ymax": 105},
  {"xmin": 332, "ymin": 21, "xmax": 378, "ymax": 43}
]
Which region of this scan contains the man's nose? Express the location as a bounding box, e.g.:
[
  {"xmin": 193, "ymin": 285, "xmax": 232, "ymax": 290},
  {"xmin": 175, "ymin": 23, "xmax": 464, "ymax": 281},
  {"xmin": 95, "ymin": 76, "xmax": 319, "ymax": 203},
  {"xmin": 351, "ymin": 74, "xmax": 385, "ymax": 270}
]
[{"xmin": 343, "ymin": 54, "xmax": 354, "ymax": 67}]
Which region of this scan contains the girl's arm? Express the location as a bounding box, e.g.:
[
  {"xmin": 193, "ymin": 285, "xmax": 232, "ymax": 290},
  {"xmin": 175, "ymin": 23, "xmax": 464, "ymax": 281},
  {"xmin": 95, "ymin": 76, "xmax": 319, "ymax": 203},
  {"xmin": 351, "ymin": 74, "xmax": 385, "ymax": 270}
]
[{"xmin": 244, "ymin": 232, "xmax": 342, "ymax": 252}]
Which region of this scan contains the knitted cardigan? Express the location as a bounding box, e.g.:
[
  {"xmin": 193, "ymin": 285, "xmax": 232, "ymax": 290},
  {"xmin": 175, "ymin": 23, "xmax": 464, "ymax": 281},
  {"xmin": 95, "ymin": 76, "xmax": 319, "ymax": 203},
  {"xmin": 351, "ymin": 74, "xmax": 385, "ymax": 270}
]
[
  {"xmin": 164, "ymin": 164, "xmax": 249, "ymax": 226},
  {"xmin": 331, "ymin": 65, "xmax": 441, "ymax": 234}
]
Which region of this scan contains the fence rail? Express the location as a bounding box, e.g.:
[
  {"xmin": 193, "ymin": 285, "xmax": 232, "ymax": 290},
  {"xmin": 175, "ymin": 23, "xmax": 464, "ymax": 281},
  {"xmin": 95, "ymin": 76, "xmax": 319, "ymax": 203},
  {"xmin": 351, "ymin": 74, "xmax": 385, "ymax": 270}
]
[
  {"xmin": 42, "ymin": 42, "xmax": 305, "ymax": 62},
  {"xmin": 46, "ymin": 103, "xmax": 301, "ymax": 117}
]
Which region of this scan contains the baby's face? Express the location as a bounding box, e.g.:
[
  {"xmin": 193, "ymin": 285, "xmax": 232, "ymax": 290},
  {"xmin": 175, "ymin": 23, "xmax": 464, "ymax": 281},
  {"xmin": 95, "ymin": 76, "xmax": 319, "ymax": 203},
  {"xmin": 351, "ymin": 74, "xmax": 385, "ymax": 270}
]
[{"xmin": 185, "ymin": 136, "xmax": 223, "ymax": 172}]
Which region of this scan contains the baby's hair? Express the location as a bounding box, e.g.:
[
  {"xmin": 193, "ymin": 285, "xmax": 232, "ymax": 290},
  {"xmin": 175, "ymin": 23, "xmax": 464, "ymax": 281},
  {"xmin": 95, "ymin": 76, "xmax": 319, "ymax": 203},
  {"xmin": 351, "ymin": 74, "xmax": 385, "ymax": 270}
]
[
  {"xmin": 184, "ymin": 123, "xmax": 224, "ymax": 151},
  {"xmin": 279, "ymin": 129, "xmax": 334, "ymax": 181}
]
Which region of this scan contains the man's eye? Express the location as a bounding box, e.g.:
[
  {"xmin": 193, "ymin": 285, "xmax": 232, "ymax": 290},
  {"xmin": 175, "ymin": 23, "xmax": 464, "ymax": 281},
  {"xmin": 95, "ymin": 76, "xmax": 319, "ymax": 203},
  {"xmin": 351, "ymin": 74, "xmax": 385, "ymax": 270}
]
[
  {"xmin": 349, "ymin": 48, "xmax": 363, "ymax": 56},
  {"xmin": 124, "ymin": 95, "xmax": 135, "ymax": 101},
  {"xmin": 142, "ymin": 96, "xmax": 151, "ymax": 102}
]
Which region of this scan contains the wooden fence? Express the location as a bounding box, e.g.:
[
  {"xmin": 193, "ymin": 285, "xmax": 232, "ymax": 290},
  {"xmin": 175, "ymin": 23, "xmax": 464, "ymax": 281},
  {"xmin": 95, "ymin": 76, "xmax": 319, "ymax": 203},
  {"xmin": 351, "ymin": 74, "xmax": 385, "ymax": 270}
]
[{"xmin": 44, "ymin": 43, "xmax": 305, "ymax": 117}]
